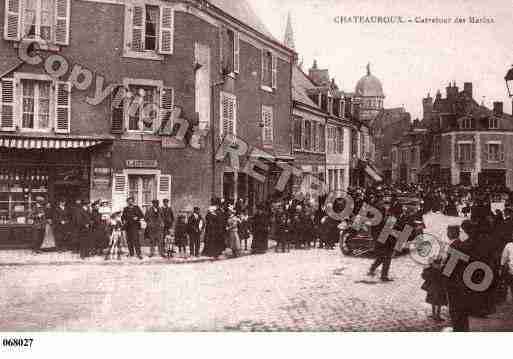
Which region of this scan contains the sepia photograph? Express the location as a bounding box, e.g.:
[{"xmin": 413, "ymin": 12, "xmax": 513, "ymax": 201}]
[{"xmin": 1, "ymin": 0, "xmax": 513, "ymax": 352}]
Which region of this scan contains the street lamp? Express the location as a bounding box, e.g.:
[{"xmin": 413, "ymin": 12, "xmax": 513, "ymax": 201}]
[{"xmin": 505, "ymin": 65, "xmax": 513, "ymax": 97}]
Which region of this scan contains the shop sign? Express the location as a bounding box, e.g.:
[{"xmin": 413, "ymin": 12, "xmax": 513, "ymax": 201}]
[
  {"xmin": 93, "ymin": 168, "xmax": 111, "ymax": 176},
  {"xmin": 126, "ymin": 160, "xmax": 158, "ymax": 169}
]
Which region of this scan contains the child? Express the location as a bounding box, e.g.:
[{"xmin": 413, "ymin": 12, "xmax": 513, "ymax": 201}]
[
  {"xmin": 105, "ymin": 212, "xmax": 124, "ymax": 261},
  {"xmin": 238, "ymin": 210, "xmax": 251, "ymax": 251},
  {"xmin": 164, "ymin": 227, "xmax": 175, "ymax": 258},
  {"xmin": 421, "ymin": 257, "xmax": 448, "ymax": 322},
  {"xmin": 174, "ymin": 214, "xmax": 188, "ymax": 256}
]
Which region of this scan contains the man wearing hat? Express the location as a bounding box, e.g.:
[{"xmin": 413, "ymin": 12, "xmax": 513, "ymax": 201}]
[
  {"xmin": 161, "ymin": 199, "xmax": 175, "ymax": 256},
  {"xmin": 145, "ymin": 199, "xmax": 164, "ymax": 257},
  {"xmin": 53, "ymin": 199, "xmax": 70, "ymax": 252},
  {"xmin": 75, "ymin": 200, "xmax": 92, "ymax": 259},
  {"xmin": 187, "ymin": 206, "xmax": 204, "ymax": 257},
  {"xmin": 122, "ymin": 197, "xmax": 144, "ymax": 259}
]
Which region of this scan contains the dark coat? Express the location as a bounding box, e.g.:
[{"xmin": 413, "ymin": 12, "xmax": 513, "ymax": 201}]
[
  {"xmin": 422, "ymin": 266, "xmax": 448, "ymax": 306},
  {"xmin": 122, "ymin": 205, "xmax": 144, "ymax": 230},
  {"xmin": 144, "ymin": 206, "xmax": 164, "ymax": 237},
  {"xmin": 161, "ymin": 206, "xmax": 175, "ymax": 228}
]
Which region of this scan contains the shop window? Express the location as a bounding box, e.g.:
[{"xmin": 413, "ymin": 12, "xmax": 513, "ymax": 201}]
[
  {"xmin": 0, "ymin": 167, "xmax": 48, "ymax": 224},
  {"xmin": 21, "ymin": 79, "xmax": 51, "ymax": 131}
]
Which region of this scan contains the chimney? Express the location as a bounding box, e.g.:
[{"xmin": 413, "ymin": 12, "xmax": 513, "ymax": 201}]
[
  {"xmin": 308, "ymin": 61, "xmax": 330, "ymax": 86},
  {"xmin": 463, "ymin": 82, "xmax": 473, "ymax": 98},
  {"xmin": 493, "ymin": 101, "xmax": 503, "ymax": 116},
  {"xmin": 446, "ymin": 82, "xmax": 459, "ymax": 100}
]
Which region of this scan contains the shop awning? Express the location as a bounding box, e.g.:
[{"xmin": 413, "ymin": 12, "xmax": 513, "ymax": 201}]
[
  {"xmin": 364, "ymin": 164, "xmax": 383, "ymax": 182},
  {"xmin": 0, "ymin": 137, "xmax": 105, "ymax": 149}
]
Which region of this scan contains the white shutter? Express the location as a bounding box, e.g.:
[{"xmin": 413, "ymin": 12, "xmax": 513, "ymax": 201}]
[
  {"xmin": 112, "ymin": 174, "xmax": 128, "ymax": 213},
  {"xmin": 54, "ymin": 0, "xmax": 70, "ymax": 45},
  {"xmin": 131, "ymin": 5, "xmax": 144, "ymax": 51},
  {"xmin": 262, "ymin": 105, "xmax": 273, "ymax": 147},
  {"xmin": 159, "ymin": 6, "xmax": 174, "ymax": 54},
  {"xmin": 233, "ymin": 31, "xmax": 240, "ymax": 74},
  {"xmin": 159, "ymin": 87, "xmax": 173, "ymax": 133},
  {"xmin": 0, "ymin": 78, "xmax": 16, "ymax": 131},
  {"xmin": 220, "ymin": 92, "xmax": 236, "ymax": 136},
  {"xmin": 261, "ymin": 49, "xmax": 265, "ymax": 83},
  {"xmin": 271, "ymin": 54, "xmax": 278, "ymax": 89},
  {"xmin": 55, "ymin": 81, "xmax": 71, "ymax": 133},
  {"xmin": 157, "ymin": 174, "xmax": 172, "ymax": 204},
  {"xmin": 4, "ymin": 0, "xmax": 21, "ymax": 41}
]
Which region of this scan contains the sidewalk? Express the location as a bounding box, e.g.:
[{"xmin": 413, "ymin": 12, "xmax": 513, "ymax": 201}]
[{"xmin": 0, "ymin": 246, "xmax": 257, "ymax": 266}]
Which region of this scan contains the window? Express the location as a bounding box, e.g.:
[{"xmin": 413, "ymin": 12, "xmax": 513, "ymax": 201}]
[
  {"xmin": 311, "ymin": 122, "xmax": 317, "ymax": 151},
  {"xmin": 4, "ymin": 0, "xmax": 70, "ymax": 45},
  {"xmin": 261, "ymin": 49, "xmax": 277, "ymax": 89},
  {"xmin": 410, "ymin": 148, "xmax": 416, "ymax": 164},
  {"xmin": 487, "ymin": 143, "xmax": 503, "ymax": 162},
  {"xmin": 457, "ymin": 143, "xmax": 473, "ymax": 162},
  {"xmin": 391, "ymin": 149, "xmax": 396, "ymax": 163},
  {"xmin": 23, "ymin": 0, "xmax": 51, "ymax": 40},
  {"xmin": 327, "ymin": 125, "xmax": 335, "ymax": 154},
  {"xmin": 319, "ymin": 124, "xmax": 326, "ymax": 152},
  {"xmin": 337, "ymin": 127, "xmax": 344, "ymax": 154},
  {"xmin": 489, "ymin": 118, "xmax": 499, "ymax": 129},
  {"xmin": 127, "ymin": 85, "xmax": 158, "ymax": 133},
  {"xmin": 126, "ymin": 3, "xmax": 174, "ymax": 57},
  {"xmin": 262, "ymin": 105, "xmax": 273, "ymax": 147},
  {"xmin": 128, "ymin": 175, "xmax": 157, "ymax": 213},
  {"xmin": 221, "ymin": 28, "xmax": 239, "ymax": 74},
  {"xmin": 220, "ymin": 91, "xmax": 236, "ymax": 136},
  {"xmin": 333, "ymin": 99, "xmax": 339, "ymax": 117},
  {"xmin": 461, "ymin": 118, "xmax": 473, "ymax": 129},
  {"xmin": 304, "ymin": 121, "xmax": 311, "ymax": 150},
  {"xmin": 293, "ymin": 118, "xmax": 302, "ymax": 149},
  {"xmin": 21, "ymin": 79, "xmax": 50, "ymax": 131}
]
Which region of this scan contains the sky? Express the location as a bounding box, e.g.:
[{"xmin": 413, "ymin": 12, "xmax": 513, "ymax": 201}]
[{"xmin": 248, "ymin": 0, "xmax": 513, "ymax": 120}]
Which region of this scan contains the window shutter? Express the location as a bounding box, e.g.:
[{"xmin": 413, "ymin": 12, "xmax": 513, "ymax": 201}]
[
  {"xmin": 271, "ymin": 54, "xmax": 278, "ymax": 89},
  {"xmin": 55, "ymin": 81, "xmax": 71, "ymax": 133},
  {"xmin": 261, "ymin": 49, "xmax": 265, "ymax": 83},
  {"xmin": 4, "ymin": 0, "xmax": 21, "ymax": 41},
  {"xmin": 0, "ymin": 78, "xmax": 16, "ymax": 131},
  {"xmin": 220, "ymin": 92, "xmax": 236, "ymax": 136},
  {"xmin": 262, "ymin": 106, "xmax": 273, "ymax": 147},
  {"xmin": 159, "ymin": 6, "xmax": 174, "ymax": 54},
  {"xmin": 157, "ymin": 174, "xmax": 172, "ymax": 204},
  {"xmin": 233, "ymin": 31, "xmax": 240, "ymax": 74},
  {"xmin": 54, "ymin": 0, "xmax": 70, "ymax": 45},
  {"xmin": 131, "ymin": 5, "xmax": 144, "ymax": 51},
  {"xmin": 159, "ymin": 87, "xmax": 173, "ymax": 133},
  {"xmin": 110, "ymin": 86, "xmax": 124, "ymax": 134},
  {"xmin": 112, "ymin": 174, "xmax": 128, "ymax": 213}
]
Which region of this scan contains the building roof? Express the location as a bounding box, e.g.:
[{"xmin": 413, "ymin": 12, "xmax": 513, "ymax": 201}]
[
  {"xmin": 292, "ymin": 66, "xmax": 323, "ymax": 110},
  {"xmin": 355, "ymin": 63, "xmax": 384, "ymax": 98},
  {"xmin": 208, "ymin": 0, "xmax": 276, "ymax": 41}
]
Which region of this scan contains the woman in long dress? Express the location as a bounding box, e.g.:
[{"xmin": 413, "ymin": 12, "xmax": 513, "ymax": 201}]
[{"xmin": 226, "ymin": 208, "xmax": 241, "ymax": 257}]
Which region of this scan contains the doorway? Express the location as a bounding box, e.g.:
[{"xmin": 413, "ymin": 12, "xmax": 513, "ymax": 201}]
[{"xmin": 128, "ymin": 175, "xmax": 157, "ymax": 213}]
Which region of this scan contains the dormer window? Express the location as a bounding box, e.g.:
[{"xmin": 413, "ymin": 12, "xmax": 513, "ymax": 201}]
[
  {"xmin": 489, "ymin": 118, "xmax": 499, "ymax": 129},
  {"xmin": 461, "ymin": 118, "xmax": 474, "ymax": 129}
]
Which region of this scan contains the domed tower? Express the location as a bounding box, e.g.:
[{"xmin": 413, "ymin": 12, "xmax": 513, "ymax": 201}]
[{"xmin": 355, "ymin": 63, "xmax": 385, "ymax": 122}]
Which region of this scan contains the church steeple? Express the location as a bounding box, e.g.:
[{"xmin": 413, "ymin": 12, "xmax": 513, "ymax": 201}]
[{"xmin": 284, "ymin": 11, "xmax": 295, "ymax": 50}]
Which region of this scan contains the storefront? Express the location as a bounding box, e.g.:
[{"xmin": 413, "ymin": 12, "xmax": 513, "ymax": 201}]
[{"xmin": 0, "ymin": 136, "xmax": 109, "ymax": 249}]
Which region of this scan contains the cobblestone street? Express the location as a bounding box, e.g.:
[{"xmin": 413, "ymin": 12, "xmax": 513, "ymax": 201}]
[{"xmin": 1, "ymin": 214, "xmax": 512, "ymax": 332}]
